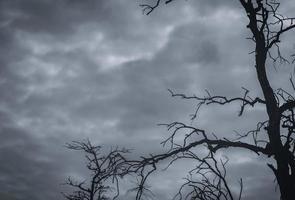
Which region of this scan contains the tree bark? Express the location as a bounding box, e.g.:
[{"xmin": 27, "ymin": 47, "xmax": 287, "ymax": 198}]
[{"xmin": 255, "ymin": 30, "xmax": 295, "ymax": 200}]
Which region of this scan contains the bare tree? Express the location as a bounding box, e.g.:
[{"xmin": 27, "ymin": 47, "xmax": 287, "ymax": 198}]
[
  {"xmin": 63, "ymin": 140, "xmax": 131, "ymax": 200},
  {"xmin": 63, "ymin": 140, "xmax": 161, "ymax": 200},
  {"xmin": 132, "ymin": 1, "xmax": 295, "ymax": 200}
]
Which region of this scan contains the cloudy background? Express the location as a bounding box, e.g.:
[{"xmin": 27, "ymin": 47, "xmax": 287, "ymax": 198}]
[{"xmin": 0, "ymin": 0, "xmax": 295, "ymax": 199}]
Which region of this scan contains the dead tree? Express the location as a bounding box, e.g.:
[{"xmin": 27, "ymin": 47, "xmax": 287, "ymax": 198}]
[
  {"xmin": 134, "ymin": 1, "xmax": 295, "ymax": 200},
  {"xmin": 63, "ymin": 140, "xmax": 131, "ymax": 200},
  {"xmin": 63, "ymin": 140, "xmax": 162, "ymax": 200}
]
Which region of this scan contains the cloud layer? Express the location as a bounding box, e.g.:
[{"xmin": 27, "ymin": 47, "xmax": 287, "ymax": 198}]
[{"xmin": 0, "ymin": 0, "xmax": 294, "ymax": 199}]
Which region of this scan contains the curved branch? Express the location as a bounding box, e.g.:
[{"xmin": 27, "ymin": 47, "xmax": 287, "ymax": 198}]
[
  {"xmin": 140, "ymin": 0, "xmax": 174, "ymax": 15},
  {"xmin": 137, "ymin": 124, "xmax": 269, "ymax": 168},
  {"xmin": 168, "ymin": 89, "xmax": 266, "ymax": 117}
]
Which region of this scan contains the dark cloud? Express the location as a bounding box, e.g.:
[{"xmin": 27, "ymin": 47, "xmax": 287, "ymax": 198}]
[
  {"xmin": 0, "ymin": 0, "xmax": 294, "ymax": 199},
  {"xmin": 0, "ymin": 111, "xmax": 71, "ymax": 200}
]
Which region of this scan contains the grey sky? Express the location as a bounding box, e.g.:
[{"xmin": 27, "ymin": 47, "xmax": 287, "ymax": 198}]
[{"xmin": 0, "ymin": 0, "xmax": 294, "ymax": 199}]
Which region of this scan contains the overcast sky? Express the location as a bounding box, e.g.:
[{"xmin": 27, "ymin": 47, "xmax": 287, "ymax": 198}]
[{"xmin": 0, "ymin": 0, "xmax": 295, "ymax": 200}]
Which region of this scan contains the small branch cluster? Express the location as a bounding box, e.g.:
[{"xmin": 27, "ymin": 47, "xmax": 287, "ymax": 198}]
[
  {"xmin": 173, "ymin": 153, "xmax": 243, "ymax": 200},
  {"xmin": 63, "ymin": 140, "xmax": 130, "ymax": 200}
]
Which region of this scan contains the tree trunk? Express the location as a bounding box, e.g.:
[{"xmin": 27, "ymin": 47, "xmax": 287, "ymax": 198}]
[
  {"xmin": 276, "ymin": 156, "xmax": 295, "ymax": 200},
  {"xmin": 255, "ymin": 39, "xmax": 295, "ymax": 200}
]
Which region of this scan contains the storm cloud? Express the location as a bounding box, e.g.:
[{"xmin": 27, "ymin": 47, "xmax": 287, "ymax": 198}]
[{"xmin": 0, "ymin": 0, "xmax": 294, "ymax": 199}]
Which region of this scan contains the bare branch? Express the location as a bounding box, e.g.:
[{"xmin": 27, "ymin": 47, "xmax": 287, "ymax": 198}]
[
  {"xmin": 168, "ymin": 89, "xmax": 265, "ymax": 118},
  {"xmin": 63, "ymin": 141, "xmax": 131, "ymax": 200},
  {"xmin": 140, "ymin": 0, "xmax": 175, "ymax": 15}
]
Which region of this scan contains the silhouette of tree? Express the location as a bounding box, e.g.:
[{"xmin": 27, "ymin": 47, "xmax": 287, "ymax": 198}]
[
  {"xmin": 62, "ymin": 140, "xmax": 163, "ymax": 200},
  {"xmin": 64, "ymin": 1, "xmax": 295, "ymax": 200},
  {"xmin": 63, "ymin": 140, "xmax": 131, "ymax": 200},
  {"xmin": 132, "ymin": 1, "xmax": 295, "ymax": 200}
]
